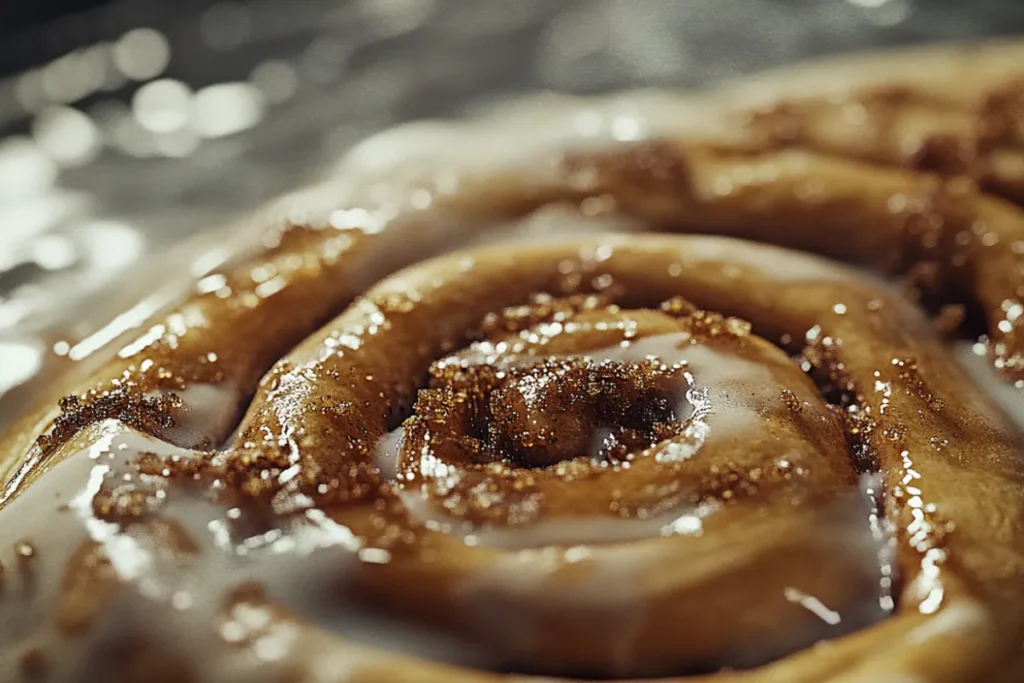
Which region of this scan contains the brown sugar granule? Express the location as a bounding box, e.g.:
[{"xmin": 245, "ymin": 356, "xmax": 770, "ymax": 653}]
[
  {"xmin": 397, "ymin": 349, "xmax": 694, "ymax": 526},
  {"xmin": 488, "ymin": 357, "xmax": 686, "ymax": 467},
  {"xmin": 479, "ymin": 292, "xmax": 613, "ymax": 339},
  {"xmin": 892, "ymin": 357, "xmax": 945, "ymax": 412},
  {"xmin": 843, "ymin": 407, "xmax": 879, "ymax": 472},
  {"xmin": 35, "ymin": 390, "xmax": 181, "ymax": 459},
  {"xmin": 412, "ymin": 356, "xmax": 687, "ymax": 471},
  {"xmin": 780, "ymin": 389, "xmax": 803, "ymax": 414},
  {"xmin": 801, "ymin": 331, "xmax": 860, "ymax": 404},
  {"xmin": 698, "ymin": 463, "xmax": 763, "ymax": 504},
  {"xmin": 894, "ymin": 177, "xmax": 978, "ymax": 302},
  {"xmin": 660, "ymin": 296, "xmax": 752, "ymax": 341},
  {"xmin": 93, "ymin": 487, "xmax": 163, "ymax": 523}
]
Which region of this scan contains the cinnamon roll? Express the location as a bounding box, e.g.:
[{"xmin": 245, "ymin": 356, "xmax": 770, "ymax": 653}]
[{"xmin": 3, "ymin": 40, "xmax": 1024, "ymax": 683}]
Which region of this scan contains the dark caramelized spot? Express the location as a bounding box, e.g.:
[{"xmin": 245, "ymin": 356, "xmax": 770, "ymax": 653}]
[
  {"xmin": 911, "ymin": 133, "xmax": 979, "ymax": 176},
  {"xmin": 859, "ymin": 86, "xmax": 981, "ymax": 175},
  {"xmin": 894, "ymin": 177, "xmax": 978, "ymax": 303},
  {"xmin": 978, "ymin": 79, "xmax": 1024, "ymax": 147},
  {"xmin": 490, "ymin": 358, "xmax": 685, "ymax": 467},
  {"xmin": 801, "ymin": 328, "xmax": 859, "ymax": 404},
  {"xmin": 407, "ymin": 356, "xmax": 687, "ymax": 470},
  {"xmin": 111, "ymin": 641, "xmax": 198, "ymax": 683},
  {"xmin": 19, "ymin": 647, "xmax": 47, "ymax": 680},
  {"xmin": 935, "ymin": 304, "xmax": 967, "ymax": 337},
  {"xmin": 843, "ymin": 406, "xmax": 878, "ymax": 469}
]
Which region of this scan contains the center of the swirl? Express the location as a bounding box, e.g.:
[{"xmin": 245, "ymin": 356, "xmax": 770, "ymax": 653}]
[{"xmin": 423, "ymin": 356, "xmax": 688, "ymax": 469}]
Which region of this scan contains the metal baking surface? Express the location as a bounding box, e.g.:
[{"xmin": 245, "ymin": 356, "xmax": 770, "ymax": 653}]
[{"xmin": 1, "ymin": 0, "xmax": 1022, "ymax": 411}]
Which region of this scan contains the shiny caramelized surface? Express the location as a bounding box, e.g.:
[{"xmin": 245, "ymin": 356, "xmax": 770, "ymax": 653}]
[{"xmin": 3, "ymin": 40, "xmax": 1024, "ymax": 683}]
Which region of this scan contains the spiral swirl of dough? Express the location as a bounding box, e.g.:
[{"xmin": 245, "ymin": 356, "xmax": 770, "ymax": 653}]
[{"xmin": 2, "ymin": 40, "xmax": 1024, "ymax": 683}]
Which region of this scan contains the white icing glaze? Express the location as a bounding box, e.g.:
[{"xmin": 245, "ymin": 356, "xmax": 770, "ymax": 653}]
[
  {"xmin": 373, "ymin": 425, "xmax": 404, "ymax": 481},
  {"xmin": 0, "ymin": 420, "xmax": 497, "ymax": 681},
  {"xmin": 617, "ymin": 335, "xmax": 779, "ymax": 436},
  {"xmin": 148, "ymin": 382, "xmax": 240, "ymax": 449},
  {"xmin": 395, "ymin": 489, "xmax": 720, "ymax": 549},
  {"xmin": 0, "ymin": 421, "xmax": 206, "ymax": 682},
  {"xmin": 454, "ymin": 473, "xmax": 892, "ymax": 674}
]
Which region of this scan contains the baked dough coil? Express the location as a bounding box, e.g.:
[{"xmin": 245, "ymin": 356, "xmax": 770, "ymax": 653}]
[{"xmin": 3, "ymin": 40, "xmax": 1024, "ymax": 683}]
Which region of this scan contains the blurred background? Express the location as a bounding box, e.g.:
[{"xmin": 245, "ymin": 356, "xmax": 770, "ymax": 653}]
[{"xmin": 1, "ymin": 0, "xmax": 1023, "ymax": 413}]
